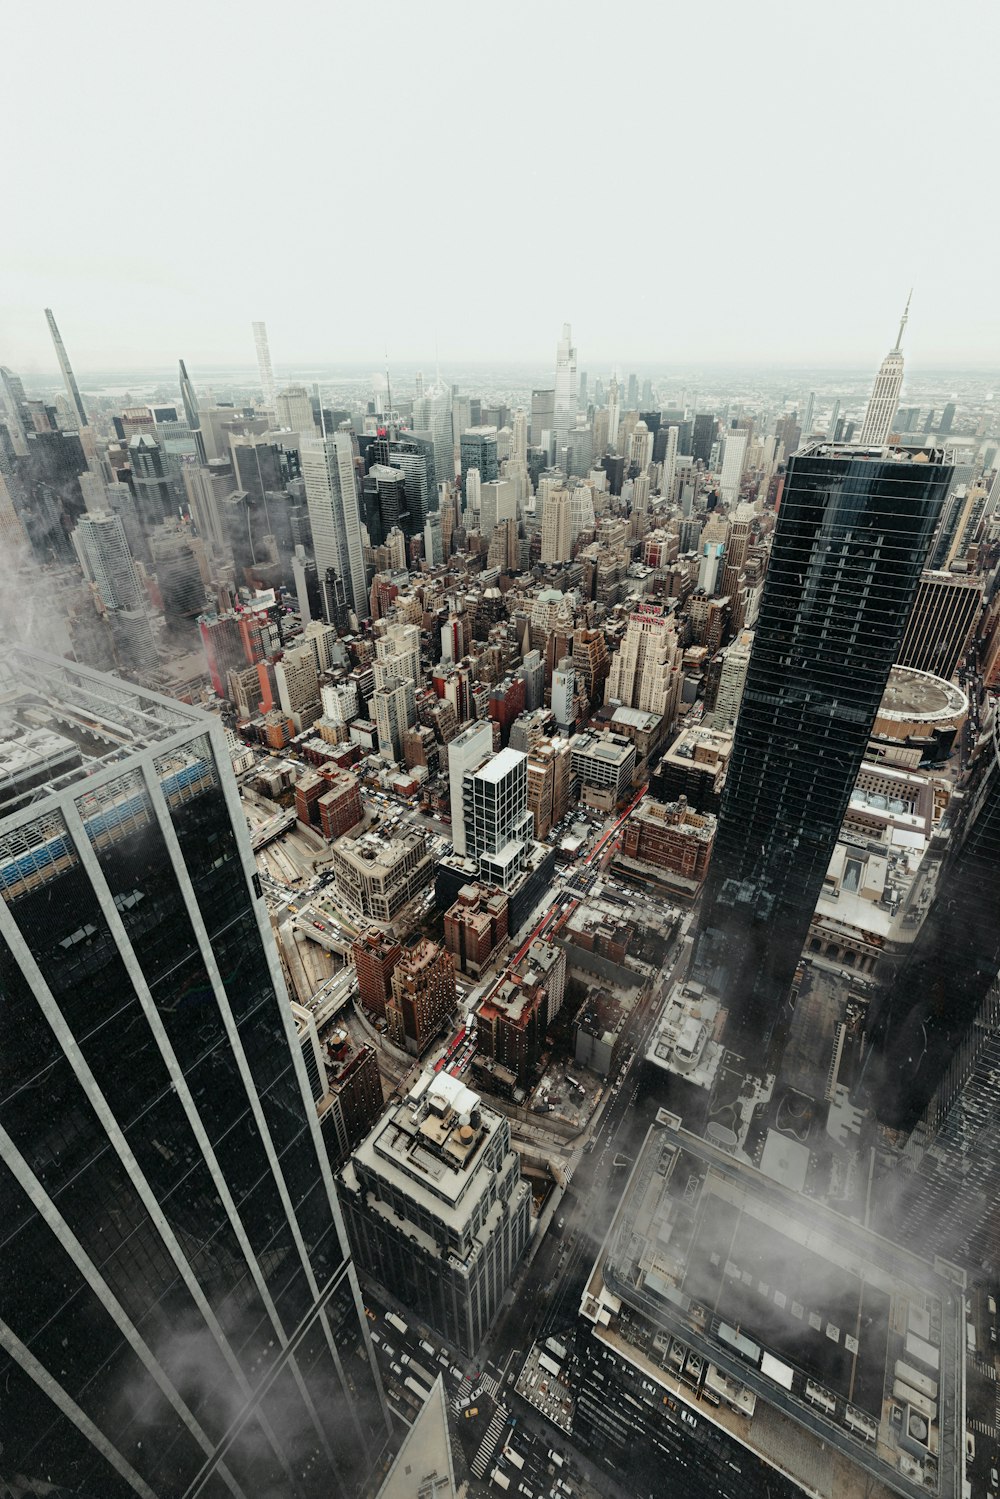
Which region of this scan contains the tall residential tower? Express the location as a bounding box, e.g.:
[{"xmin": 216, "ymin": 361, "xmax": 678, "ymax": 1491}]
[{"xmin": 44, "ymin": 306, "xmax": 89, "ymax": 430}]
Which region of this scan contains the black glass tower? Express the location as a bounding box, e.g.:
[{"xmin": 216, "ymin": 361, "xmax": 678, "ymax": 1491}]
[
  {"xmin": 0, "ymin": 652, "xmax": 390, "ymax": 1498},
  {"xmin": 694, "ymin": 445, "xmax": 953, "ymax": 1061}
]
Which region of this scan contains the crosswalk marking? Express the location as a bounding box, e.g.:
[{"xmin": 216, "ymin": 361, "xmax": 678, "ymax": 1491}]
[{"xmin": 472, "ymin": 1405, "xmax": 509, "ymax": 1478}]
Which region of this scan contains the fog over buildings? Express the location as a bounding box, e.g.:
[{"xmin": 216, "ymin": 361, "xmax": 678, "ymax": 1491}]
[{"xmin": 2, "ymin": 3, "xmax": 999, "ymax": 1499}]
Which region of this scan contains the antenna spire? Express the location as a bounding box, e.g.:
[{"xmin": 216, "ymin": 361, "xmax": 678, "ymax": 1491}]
[{"xmin": 894, "ymin": 289, "xmax": 912, "ymax": 352}]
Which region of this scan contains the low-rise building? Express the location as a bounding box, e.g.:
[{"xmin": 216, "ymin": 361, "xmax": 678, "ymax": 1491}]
[
  {"xmin": 651, "ymin": 722, "xmax": 733, "ymax": 813},
  {"xmin": 570, "ymin": 730, "xmax": 636, "ymax": 812},
  {"xmin": 338, "ymin": 1071, "xmax": 531, "ymax": 1354},
  {"xmin": 574, "ymin": 988, "xmax": 629, "ymax": 1077},
  {"xmin": 617, "ymin": 794, "xmax": 716, "ymax": 899},
  {"xmin": 331, "ymin": 825, "xmax": 433, "ymax": 924}
]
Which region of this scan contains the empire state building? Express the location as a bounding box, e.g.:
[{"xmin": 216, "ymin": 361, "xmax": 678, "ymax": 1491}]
[{"xmin": 859, "ymin": 292, "xmax": 911, "ymax": 446}]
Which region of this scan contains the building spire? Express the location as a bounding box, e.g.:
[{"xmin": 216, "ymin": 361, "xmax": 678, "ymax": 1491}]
[{"xmin": 894, "ymin": 289, "xmax": 912, "ymax": 352}]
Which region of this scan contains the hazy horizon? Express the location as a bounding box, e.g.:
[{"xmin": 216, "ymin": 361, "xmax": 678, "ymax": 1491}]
[{"xmin": 5, "ymin": 0, "xmax": 999, "ymax": 375}]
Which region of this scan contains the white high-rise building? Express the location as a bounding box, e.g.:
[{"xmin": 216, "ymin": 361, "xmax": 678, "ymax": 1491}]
[
  {"xmin": 252, "ymin": 319, "xmax": 277, "ymax": 408},
  {"xmin": 708, "ymin": 629, "xmax": 755, "ymax": 729},
  {"xmin": 72, "ymin": 510, "xmax": 143, "ymax": 610},
  {"xmin": 373, "ymin": 678, "xmax": 416, "ymax": 763},
  {"xmin": 606, "ymin": 606, "xmax": 683, "ymax": 723},
  {"xmin": 480, "ymin": 478, "xmax": 517, "ymax": 541},
  {"xmin": 553, "ymin": 323, "xmax": 578, "ymax": 444},
  {"xmin": 373, "ymin": 621, "xmax": 420, "ymax": 691},
  {"xmin": 568, "ymin": 483, "xmax": 596, "ymax": 542},
  {"xmin": 551, "ymin": 658, "xmax": 576, "ymax": 729},
  {"xmin": 462, "ymin": 747, "xmax": 534, "ymax": 891},
  {"xmin": 628, "ymin": 421, "xmax": 653, "ymax": 475},
  {"xmin": 424, "ymin": 508, "xmax": 444, "ymax": 565},
  {"xmin": 302, "ymin": 432, "xmax": 368, "ymax": 620},
  {"xmin": 465, "ymin": 466, "xmax": 481, "ymax": 523},
  {"xmin": 540, "ymin": 487, "xmax": 573, "ymax": 563},
  {"xmin": 448, "ymin": 721, "xmax": 493, "ymax": 855},
  {"xmin": 607, "ymin": 375, "xmax": 621, "ymax": 451},
  {"xmin": 661, "ymin": 424, "xmax": 679, "ymax": 499},
  {"xmin": 275, "ymin": 644, "xmax": 321, "ymax": 733},
  {"xmin": 859, "ymin": 294, "xmax": 911, "ymax": 447},
  {"xmin": 719, "ymin": 428, "xmax": 749, "ymax": 503},
  {"xmin": 699, "ymin": 540, "xmax": 725, "ymax": 593},
  {"xmin": 512, "ymin": 409, "xmax": 528, "ymax": 462}
]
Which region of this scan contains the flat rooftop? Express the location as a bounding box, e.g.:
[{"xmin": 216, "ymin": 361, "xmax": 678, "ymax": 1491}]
[
  {"xmin": 582, "ymin": 1116, "xmax": 964, "ymax": 1499},
  {"xmin": 474, "ymin": 746, "xmax": 525, "ymax": 782},
  {"xmin": 0, "ymin": 648, "xmax": 204, "ymax": 813},
  {"xmin": 877, "ymin": 668, "xmax": 968, "ymax": 724}
]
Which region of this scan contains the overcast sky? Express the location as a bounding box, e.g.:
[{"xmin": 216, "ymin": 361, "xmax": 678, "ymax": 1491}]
[{"xmin": 5, "ymin": 0, "xmax": 998, "ymax": 375}]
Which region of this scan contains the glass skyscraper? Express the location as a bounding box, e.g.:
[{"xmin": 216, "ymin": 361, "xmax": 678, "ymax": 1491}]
[
  {"xmin": 694, "ymin": 444, "xmax": 953, "ymax": 1061},
  {"xmin": 0, "ymin": 651, "xmax": 390, "ymax": 1497}
]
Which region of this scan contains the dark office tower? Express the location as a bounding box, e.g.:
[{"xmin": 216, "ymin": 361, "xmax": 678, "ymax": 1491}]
[
  {"xmin": 923, "ymin": 409, "xmax": 936, "ymax": 434},
  {"xmin": 692, "ymin": 413, "xmax": 716, "ymax": 465},
  {"xmin": 602, "ymin": 453, "xmax": 625, "ymax": 496},
  {"xmin": 938, "ymin": 401, "xmax": 956, "ymax": 435},
  {"xmin": 362, "ymin": 465, "xmax": 408, "ymax": 547},
  {"xmin": 626, "ymin": 372, "xmax": 638, "ymax": 408},
  {"xmin": 44, "ymin": 306, "xmax": 89, "ymax": 430},
  {"xmin": 229, "ymin": 433, "xmax": 285, "ymax": 505},
  {"xmin": 868, "ymin": 707, "xmax": 1000, "ymax": 1133},
  {"xmin": 390, "ymin": 433, "xmax": 436, "ymax": 533},
  {"xmin": 530, "ymin": 387, "xmax": 555, "ymax": 448},
  {"xmin": 695, "ymin": 444, "xmax": 953, "ymax": 1062},
  {"xmin": 896, "ymin": 568, "xmax": 981, "ymax": 679},
  {"xmin": 178, "ymin": 362, "xmax": 201, "ymax": 443},
  {"xmin": 639, "ymin": 410, "xmax": 662, "ymax": 438},
  {"xmin": 459, "ymin": 428, "xmax": 498, "ymax": 494},
  {"xmin": 19, "ymin": 427, "xmax": 88, "ymax": 562},
  {"xmin": 129, "ymin": 433, "xmax": 175, "ymax": 528},
  {"xmin": 0, "ymin": 651, "xmax": 391, "ymax": 1497}
]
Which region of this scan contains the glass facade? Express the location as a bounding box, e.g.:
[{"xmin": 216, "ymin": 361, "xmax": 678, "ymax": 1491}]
[
  {"xmin": 694, "ymin": 447, "xmax": 953, "ymax": 1060},
  {"xmin": 0, "ymin": 661, "xmax": 390, "ymax": 1498}
]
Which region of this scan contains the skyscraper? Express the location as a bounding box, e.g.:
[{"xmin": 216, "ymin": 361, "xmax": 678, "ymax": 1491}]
[
  {"xmin": 896, "ymin": 568, "xmax": 981, "ymax": 679},
  {"xmin": 72, "ymin": 510, "xmax": 159, "ymax": 676},
  {"xmin": 553, "ymin": 322, "xmax": 577, "ymax": 446},
  {"xmin": 718, "ymin": 427, "xmax": 748, "ymax": 502},
  {"xmin": 0, "ymin": 649, "xmax": 390, "ymax": 1497},
  {"xmin": 44, "ymin": 306, "xmax": 89, "ymax": 430},
  {"xmin": 252, "ymin": 318, "xmax": 277, "ymax": 407},
  {"xmin": 178, "ymin": 358, "xmax": 207, "ymax": 465},
  {"xmin": 302, "ymin": 432, "xmax": 368, "ymax": 621},
  {"xmin": 695, "ymin": 443, "xmax": 953, "ymax": 1060},
  {"xmin": 858, "ymin": 293, "xmax": 910, "ymax": 447}
]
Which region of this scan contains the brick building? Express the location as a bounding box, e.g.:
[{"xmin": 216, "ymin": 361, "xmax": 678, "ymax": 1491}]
[
  {"xmin": 443, "ymin": 883, "xmax": 509, "ymax": 976},
  {"xmin": 477, "ymin": 974, "xmax": 547, "ymax": 1084},
  {"xmin": 353, "ymin": 929, "xmax": 402, "ymax": 1020},
  {"xmin": 387, "ymin": 939, "xmax": 457, "ymax": 1054},
  {"xmin": 617, "ymin": 794, "xmax": 716, "ymax": 898},
  {"xmin": 296, "ymin": 763, "xmax": 362, "ymax": 838}
]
